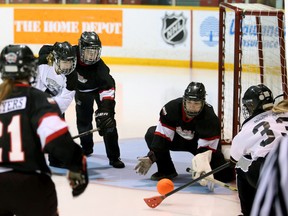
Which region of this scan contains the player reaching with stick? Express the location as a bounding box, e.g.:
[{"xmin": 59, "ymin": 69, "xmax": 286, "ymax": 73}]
[
  {"xmin": 135, "ymin": 81, "xmax": 235, "ymax": 190},
  {"xmin": 35, "ymin": 41, "xmax": 77, "ymax": 168},
  {"xmin": 37, "ymin": 32, "xmax": 125, "ymax": 168},
  {"xmin": 73, "ymin": 31, "xmax": 124, "ymax": 168},
  {"xmin": 0, "ymin": 45, "xmax": 88, "ymax": 216},
  {"xmin": 230, "ymin": 84, "xmax": 288, "ymax": 216}
]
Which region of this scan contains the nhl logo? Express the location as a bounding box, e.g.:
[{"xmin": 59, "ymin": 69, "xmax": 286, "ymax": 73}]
[{"xmin": 162, "ymin": 13, "xmax": 187, "ymax": 45}]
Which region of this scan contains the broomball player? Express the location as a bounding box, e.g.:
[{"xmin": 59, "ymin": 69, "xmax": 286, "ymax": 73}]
[
  {"xmin": 37, "ymin": 31, "xmax": 124, "ymax": 169},
  {"xmin": 36, "ymin": 41, "xmax": 78, "ymax": 168},
  {"xmin": 74, "ymin": 31, "xmax": 124, "ymax": 168},
  {"xmin": 230, "ymin": 84, "xmax": 288, "ymax": 216},
  {"xmin": 0, "ymin": 45, "xmax": 88, "ymax": 216},
  {"xmin": 35, "ymin": 41, "xmax": 77, "ymax": 115},
  {"xmin": 135, "ymin": 81, "xmax": 235, "ymax": 190}
]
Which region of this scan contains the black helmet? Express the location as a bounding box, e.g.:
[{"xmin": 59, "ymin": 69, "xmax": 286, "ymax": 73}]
[
  {"xmin": 184, "ymin": 82, "xmax": 206, "ymax": 101},
  {"xmin": 242, "ymin": 84, "xmax": 274, "ymax": 119},
  {"xmin": 0, "ymin": 44, "xmax": 37, "ymax": 80},
  {"xmin": 183, "ymin": 82, "xmax": 206, "ymax": 117},
  {"xmin": 52, "ymin": 41, "xmax": 76, "ymax": 75},
  {"xmin": 78, "ymin": 31, "xmax": 102, "ymax": 65}
]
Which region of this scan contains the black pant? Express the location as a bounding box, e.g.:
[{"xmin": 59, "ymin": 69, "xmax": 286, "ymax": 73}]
[
  {"xmin": 0, "ymin": 171, "xmax": 58, "ymax": 216},
  {"xmin": 145, "ymin": 126, "xmax": 235, "ymax": 182},
  {"xmin": 75, "ymin": 90, "xmax": 120, "ymax": 161},
  {"xmin": 236, "ymin": 157, "xmax": 265, "ymax": 216}
]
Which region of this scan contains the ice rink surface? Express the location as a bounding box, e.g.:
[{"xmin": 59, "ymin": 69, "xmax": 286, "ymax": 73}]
[{"xmin": 53, "ymin": 65, "xmax": 241, "ymax": 216}]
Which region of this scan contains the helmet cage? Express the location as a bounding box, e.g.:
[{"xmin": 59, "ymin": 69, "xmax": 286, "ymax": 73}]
[
  {"xmin": 183, "ymin": 98, "xmax": 205, "ymax": 118},
  {"xmin": 183, "ymin": 82, "xmax": 206, "ymax": 118},
  {"xmin": 78, "ymin": 31, "xmax": 102, "ymax": 65},
  {"xmin": 53, "ymin": 56, "xmax": 76, "ymax": 75},
  {"xmin": 52, "ymin": 42, "xmax": 76, "ymax": 75},
  {"xmin": 79, "ymin": 45, "xmax": 101, "ymax": 65}
]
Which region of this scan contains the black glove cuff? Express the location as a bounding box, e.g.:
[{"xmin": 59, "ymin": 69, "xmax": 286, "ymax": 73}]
[{"xmin": 147, "ymin": 151, "xmax": 157, "ymax": 163}]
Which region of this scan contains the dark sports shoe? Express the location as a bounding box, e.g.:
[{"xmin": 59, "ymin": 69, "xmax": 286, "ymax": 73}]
[
  {"xmin": 109, "ymin": 159, "xmax": 125, "ymax": 168},
  {"xmin": 150, "ymin": 172, "xmax": 178, "ymax": 181}
]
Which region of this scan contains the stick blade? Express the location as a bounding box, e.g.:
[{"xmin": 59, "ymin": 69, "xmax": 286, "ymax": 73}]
[{"xmin": 144, "ymin": 195, "xmax": 165, "ymax": 208}]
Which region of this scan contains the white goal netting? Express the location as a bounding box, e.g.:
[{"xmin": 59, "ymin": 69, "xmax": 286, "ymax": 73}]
[{"xmin": 218, "ymin": 3, "xmax": 287, "ymax": 142}]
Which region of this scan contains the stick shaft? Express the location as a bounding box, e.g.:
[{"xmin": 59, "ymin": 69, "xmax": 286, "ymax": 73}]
[
  {"xmin": 72, "ymin": 128, "xmax": 99, "ymax": 139},
  {"xmin": 186, "ymin": 167, "xmax": 237, "ymax": 191},
  {"xmin": 143, "ymin": 162, "xmax": 232, "ymax": 208},
  {"xmin": 165, "ymin": 162, "xmax": 231, "ymax": 197}
]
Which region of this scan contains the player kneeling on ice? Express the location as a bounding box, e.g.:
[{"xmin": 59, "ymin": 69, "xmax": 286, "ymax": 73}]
[
  {"xmin": 0, "ymin": 45, "xmax": 88, "ymax": 216},
  {"xmin": 135, "ymin": 81, "xmax": 235, "ymax": 191},
  {"xmin": 230, "ymin": 84, "xmax": 288, "ymax": 216}
]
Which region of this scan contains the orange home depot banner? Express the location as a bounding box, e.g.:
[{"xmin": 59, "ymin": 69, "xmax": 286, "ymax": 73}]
[{"xmin": 14, "ymin": 9, "xmax": 123, "ymax": 46}]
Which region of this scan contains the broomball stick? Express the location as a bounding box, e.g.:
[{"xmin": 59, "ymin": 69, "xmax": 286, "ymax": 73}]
[
  {"xmin": 143, "ymin": 162, "xmax": 231, "ymax": 208},
  {"xmin": 186, "ymin": 167, "xmax": 237, "ymax": 191},
  {"xmin": 72, "ymin": 128, "xmax": 100, "ymax": 139}
]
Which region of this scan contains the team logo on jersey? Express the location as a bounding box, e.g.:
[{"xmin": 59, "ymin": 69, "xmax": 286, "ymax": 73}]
[
  {"xmin": 161, "ymin": 13, "xmax": 187, "ymax": 45},
  {"xmin": 46, "ymin": 77, "xmax": 61, "ymax": 96},
  {"xmin": 5, "ymin": 52, "xmax": 17, "ymax": 63},
  {"xmin": 176, "ymin": 127, "xmax": 194, "ymax": 140},
  {"xmin": 77, "ymin": 73, "xmax": 87, "ymax": 83}
]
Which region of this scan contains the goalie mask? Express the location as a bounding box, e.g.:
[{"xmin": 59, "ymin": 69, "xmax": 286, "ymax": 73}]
[
  {"xmin": 183, "ymin": 82, "xmax": 206, "ymax": 118},
  {"xmin": 52, "ymin": 41, "xmax": 76, "ymax": 75},
  {"xmin": 242, "ymin": 84, "xmax": 274, "ymax": 119},
  {"xmin": 0, "ymin": 44, "xmax": 37, "ymax": 81},
  {"xmin": 78, "ymin": 31, "xmax": 102, "ymax": 65}
]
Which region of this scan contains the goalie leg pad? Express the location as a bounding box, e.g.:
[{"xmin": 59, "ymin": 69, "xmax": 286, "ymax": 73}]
[{"xmin": 192, "ymin": 150, "xmax": 214, "ymax": 190}]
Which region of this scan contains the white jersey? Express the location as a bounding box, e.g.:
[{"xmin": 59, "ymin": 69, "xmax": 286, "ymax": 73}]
[
  {"xmin": 231, "ymin": 110, "xmax": 288, "ymax": 162},
  {"xmin": 34, "ymin": 64, "xmax": 75, "ymax": 114}
]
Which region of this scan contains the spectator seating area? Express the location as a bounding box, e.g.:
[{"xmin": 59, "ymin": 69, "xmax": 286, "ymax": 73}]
[{"xmin": 0, "ymin": 0, "xmax": 279, "ymax": 8}]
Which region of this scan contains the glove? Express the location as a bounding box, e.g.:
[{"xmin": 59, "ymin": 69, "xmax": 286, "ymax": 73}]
[
  {"xmin": 67, "ymin": 156, "xmax": 89, "ymax": 197},
  {"xmin": 134, "ymin": 156, "xmax": 153, "ymax": 175},
  {"xmin": 134, "ymin": 151, "xmax": 156, "ymax": 175},
  {"xmin": 95, "ymin": 111, "xmax": 116, "ymax": 136},
  {"xmin": 192, "ymin": 150, "xmax": 215, "ymax": 191}
]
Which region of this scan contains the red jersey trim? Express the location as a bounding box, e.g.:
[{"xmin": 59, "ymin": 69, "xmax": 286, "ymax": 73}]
[
  {"xmin": 15, "ymin": 83, "xmax": 30, "ymax": 87},
  {"xmin": 45, "ymin": 127, "xmax": 68, "ymax": 144}
]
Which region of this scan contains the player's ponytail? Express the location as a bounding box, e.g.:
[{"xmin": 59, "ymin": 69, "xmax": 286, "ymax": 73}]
[
  {"xmin": 0, "ymin": 79, "xmax": 14, "ymax": 104},
  {"xmin": 272, "ymin": 99, "xmax": 288, "ymax": 113}
]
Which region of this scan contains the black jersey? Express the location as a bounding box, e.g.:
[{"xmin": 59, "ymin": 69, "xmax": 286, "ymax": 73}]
[
  {"xmin": 151, "ymin": 97, "xmax": 221, "ymax": 152},
  {"xmin": 0, "ymin": 83, "xmax": 82, "ymax": 174},
  {"xmin": 74, "ymin": 45, "xmax": 116, "ymax": 111}
]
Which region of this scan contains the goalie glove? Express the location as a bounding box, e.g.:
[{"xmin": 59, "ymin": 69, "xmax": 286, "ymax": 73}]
[
  {"xmin": 67, "ymin": 156, "xmax": 89, "ymax": 197},
  {"xmin": 192, "ymin": 150, "xmax": 215, "ymax": 191},
  {"xmin": 134, "ymin": 151, "xmax": 156, "ymax": 175}
]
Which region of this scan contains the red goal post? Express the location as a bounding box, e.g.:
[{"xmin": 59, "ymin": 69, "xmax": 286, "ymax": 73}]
[{"xmin": 218, "ymin": 3, "xmax": 287, "ymax": 144}]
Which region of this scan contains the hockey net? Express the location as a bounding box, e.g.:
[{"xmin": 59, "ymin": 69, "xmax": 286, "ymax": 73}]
[{"xmin": 218, "ymin": 3, "xmax": 287, "ymax": 143}]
